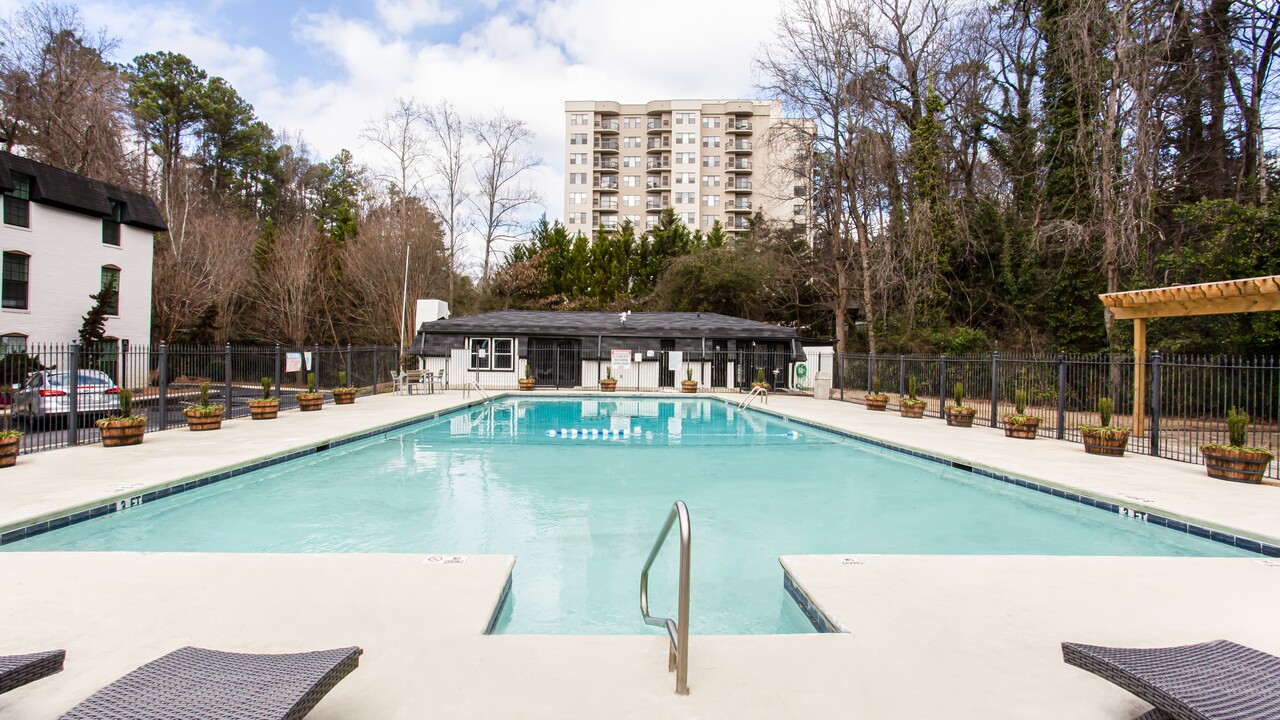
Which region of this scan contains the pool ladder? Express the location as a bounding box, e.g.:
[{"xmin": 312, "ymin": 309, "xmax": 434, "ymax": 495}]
[
  {"xmin": 640, "ymin": 500, "xmax": 691, "ymax": 695},
  {"xmin": 737, "ymin": 385, "xmax": 767, "ymax": 409},
  {"xmin": 462, "ymin": 381, "xmax": 490, "ymax": 403}
]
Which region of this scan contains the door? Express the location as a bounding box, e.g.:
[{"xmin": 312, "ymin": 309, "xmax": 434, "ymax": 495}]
[
  {"xmin": 710, "ymin": 340, "xmax": 728, "ymax": 388},
  {"xmin": 528, "ymin": 338, "xmax": 581, "ymax": 388},
  {"xmin": 658, "ymin": 340, "xmax": 676, "ymax": 388}
]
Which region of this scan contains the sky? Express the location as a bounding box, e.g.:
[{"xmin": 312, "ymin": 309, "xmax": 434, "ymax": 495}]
[{"xmin": 6, "ymin": 0, "xmax": 789, "ymax": 269}]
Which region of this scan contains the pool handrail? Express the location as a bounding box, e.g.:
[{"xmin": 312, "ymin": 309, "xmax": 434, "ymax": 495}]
[
  {"xmin": 737, "ymin": 385, "xmax": 766, "ymax": 409},
  {"xmin": 640, "ymin": 500, "xmax": 691, "ymax": 695},
  {"xmin": 463, "ymin": 381, "xmax": 489, "ymax": 402}
]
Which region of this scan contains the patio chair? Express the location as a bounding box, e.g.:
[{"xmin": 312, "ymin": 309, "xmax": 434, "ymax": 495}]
[
  {"xmin": 389, "ymin": 370, "xmax": 405, "ymax": 395},
  {"xmin": 1062, "ymin": 640, "xmax": 1280, "ymax": 720},
  {"xmin": 1, "ymin": 649, "xmax": 65, "ymax": 695},
  {"xmin": 60, "ymin": 645, "xmax": 362, "ymax": 720}
]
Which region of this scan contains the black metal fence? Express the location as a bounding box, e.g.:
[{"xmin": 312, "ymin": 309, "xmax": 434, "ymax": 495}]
[
  {"xmin": 835, "ymin": 352, "xmax": 1279, "ymax": 479},
  {"xmin": 1, "ymin": 342, "xmax": 402, "ymax": 455}
]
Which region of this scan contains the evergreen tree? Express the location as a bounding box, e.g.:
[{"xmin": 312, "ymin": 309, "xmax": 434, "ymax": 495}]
[{"xmin": 78, "ymin": 278, "xmax": 116, "ymax": 347}]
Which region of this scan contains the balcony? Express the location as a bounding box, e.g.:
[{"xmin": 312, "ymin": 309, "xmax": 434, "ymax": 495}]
[
  {"xmin": 726, "ymin": 139, "xmax": 752, "ymax": 154},
  {"xmin": 594, "ymin": 157, "xmax": 619, "ymax": 172},
  {"xmin": 727, "ymin": 180, "xmax": 752, "ymax": 191},
  {"xmin": 593, "ymin": 198, "xmax": 619, "ymax": 211},
  {"xmin": 726, "ymin": 218, "xmax": 752, "ymax": 230},
  {"xmin": 646, "ymin": 157, "xmax": 670, "ymax": 171},
  {"xmin": 646, "ymin": 177, "xmax": 670, "ymax": 191},
  {"xmin": 647, "ymin": 118, "xmax": 670, "ymax": 133},
  {"xmin": 594, "ymin": 118, "xmax": 620, "ymax": 133},
  {"xmin": 727, "ymin": 200, "xmax": 752, "ymax": 212},
  {"xmin": 727, "ymin": 120, "xmax": 753, "ymax": 134},
  {"xmin": 646, "ymin": 137, "xmax": 670, "ymax": 152},
  {"xmin": 646, "ymin": 198, "xmax": 667, "ymax": 210},
  {"xmin": 594, "ymin": 138, "xmax": 620, "ymax": 153},
  {"xmin": 725, "ymin": 159, "xmax": 752, "ymax": 173},
  {"xmin": 593, "ymin": 178, "xmax": 619, "ymax": 192}
]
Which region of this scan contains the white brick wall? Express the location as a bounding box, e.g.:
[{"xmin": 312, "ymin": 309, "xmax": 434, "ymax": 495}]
[{"xmin": 0, "ymin": 201, "xmax": 154, "ymax": 346}]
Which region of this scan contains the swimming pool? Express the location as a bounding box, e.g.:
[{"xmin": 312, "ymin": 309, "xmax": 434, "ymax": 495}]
[{"xmin": 5, "ymin": 397, "xmax": 1254, "ymax": 634}]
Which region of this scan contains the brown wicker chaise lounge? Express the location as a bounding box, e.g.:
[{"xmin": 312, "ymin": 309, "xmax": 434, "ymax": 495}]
[
  {"xmin": 1062, "ymin": 640, "xmax": 1280, "ymax": 720},
  {"xmin": 0, "ymin": 649, "xmax": 66, "ymax": 695},
  {"xmin": 59, "ymin": 645, "xmax": 362, "ymax": 720}
]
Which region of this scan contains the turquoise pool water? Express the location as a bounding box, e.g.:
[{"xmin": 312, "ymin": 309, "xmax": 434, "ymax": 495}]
[{"xmin": 6, "ymin": 397, "xmax": 1252, "ymax": 634}]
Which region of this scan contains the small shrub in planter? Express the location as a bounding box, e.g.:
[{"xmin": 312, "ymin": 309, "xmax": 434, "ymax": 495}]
[
  {"xmin": 681, "ymin": 366, "xmax": 698, "ymax": 393},
  {"xmin": 0, "ymin": 429, "xmax": 22, "ymax": 468},
  {"xmin": 97, "ymin": 388, "xmax": 146, "ymax": 446},
  {"xmin": 1080, "ymin": 397, "xmax": 1129, "ymax": 456},
  {"xmin": 865, "ymin": 378, "xmax": 888, "ymax": 411},
  {"xmin": 332, "ymin": 371, "xmax": 358, "ymax": 405},
  {"xmin": 600, "ymin": 366, "xmax": 617, "ymax": 392},
  {"xmin": 183, "ymin": 381, "xmax": 224, "ymax": 431},
  {"xmin": 900, "ymin": 377, "xmax": 926, "ymax": 418},
  {"xmin": 752, "ymin": 368, "xmax": 769, "ymax": 391},
  {"xmin": 1201, "ymin": 408, "xmax": 1274, "ymax": 484},
  {"xmin": 297, "ymin": 372, "xmax": 325, "ymax": 411},
  {"xmin": 249, "ymin": 377, "xmax": 279, "ymax": 419},
  {"xmin": 1002, "ymin": 390, "xmax": 1040, "ymax": 439},
  {"xmin": 945, "ymin": 382, "xmax": 976, "ymax": 427},
  {"xmin": 519, "ymin": 363, "xmax": 536, "ymax": 391}
]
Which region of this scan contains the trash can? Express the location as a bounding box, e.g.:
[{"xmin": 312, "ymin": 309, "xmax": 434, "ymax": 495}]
[{"xmin": 813, "ymin": 372, "xmax": 831, "ymax": 400}]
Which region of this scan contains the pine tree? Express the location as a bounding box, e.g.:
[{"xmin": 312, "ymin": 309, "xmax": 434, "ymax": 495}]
[{"xmin": 78, "ymin": 278, "xmax": 115, "ymax": 346}]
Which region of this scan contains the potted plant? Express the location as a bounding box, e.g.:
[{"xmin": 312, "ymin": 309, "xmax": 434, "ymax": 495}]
[
  {"xmin": 1002, "ymin": 390, "xmax": 1040, "ymax": 439},
  {"xmin": 681, "ymin": 366, "xmax": 698, "ymax": 394},
  {"xmin": 945, "ymin": 382, "xmax": 976, "ymax": 428},
  {"xmin": 0, "ymin": 429, "xmax": 22, "ymax": 468},
  {"xmin": 519, "ymin": 362, "xmax": 536, "ymax": 391},
  {"xmin": 900, "ymin": 377, "xmax": 926, "ymax": 418},
  {"xmin": 97, "ymin": 388, "xmax": 146, "ymax": 446},
  {"xmin": 752, "ymin": 368, "xmax": 769, "ymax": 390},
  {"xmin": 865, "ymin": 377, "xmax": 888, "ymax": 411},
  {"xmin": 1081, "ymin": 397, "xmax": 1129, "ymax": 456},
  {"xmin": 600, "ymin": 366, "xmax": 617, "ymax": 392},
  {"xmin": 332, "ymin": 371, "xmax": 357, "ymax": 405},
  {"xmin": 183, "ymin": 381, "xmax": 224, "ymax": 431},
  {"xmin": 248, "ymin": 377, "xmax": 279, "ymax": 420},
  {"xmin": 1201, "ymin": 408, "xmax": 1274, "ymax": 483},
  {"xmin": 297, "ymin": 372, "xmax": 325, "ymax": 411}
]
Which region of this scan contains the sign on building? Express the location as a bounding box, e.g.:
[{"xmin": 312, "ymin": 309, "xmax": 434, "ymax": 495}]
[{"xmin": 610, "ymin": 349, "xmax": 632, "ymax": 373}]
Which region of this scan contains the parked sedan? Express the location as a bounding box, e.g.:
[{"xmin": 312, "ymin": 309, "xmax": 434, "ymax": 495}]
[{"xmin": 11, "ymin": 370, "xmax": 122, "ymax": 425}]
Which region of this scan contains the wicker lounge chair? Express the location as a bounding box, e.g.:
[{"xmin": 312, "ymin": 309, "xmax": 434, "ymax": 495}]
[
  {"xmin": 60, "ymin": 645, "xmax": 362, "ymax": 720},
  {"xmin": 1062, "ymin": 640, "xmax": 1280, "ymax": 720},
  {"xmin": 0, "ymin": 649, "xmax": 65, "ymax": 695}
]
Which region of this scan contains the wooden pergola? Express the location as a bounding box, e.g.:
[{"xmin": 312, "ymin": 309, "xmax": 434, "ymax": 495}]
[{"xmin": 1099, "ymin": 275, "xmax": 1280, "ymax": 436}]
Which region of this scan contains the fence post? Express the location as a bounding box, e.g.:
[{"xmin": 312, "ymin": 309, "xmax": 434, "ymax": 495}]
[
  {"xmin": 867, "ymin": 354, "xmax": 873, "ymax": 393},
  {"xmin": 120, "ymin": 339, "xmax": 129, "ymax": 389},
  {"xmin": 939, "ymin": 355, "xmax": 947, "ymax": 418},
  {"xmin": 274, "ymin": 344, "xmax": 283, "ymax": 399},
  {"xmin": 1056, "ymin": 352, "xmax": 1067, "ymax": 439},
  {"xmin": 157, "ymin": 342, "xmax": 168, "ymax": 431},
  {"xmin": 313, "ymin": 344, "xmax": 320, "ymax": 394},
  {"xmin": 346, "ymin": 344, "xmax": 353, "ymax": 387},
  {"xmin": 990, "ymin": 351, "xmax": 999, "ymax": 428},
  {"xmin": 373, "ymin": 345, "xmax": 380, "ymax": 394},
  {"xmin": 838, "ymin": 353, "xmax": 845, "ymax": 401},
  {"xmin": 224, "ymin": 343, "xmax": 233, "ymax": 418},
  {"xmin": 899, "ymin": 355, "xmax": 906, "ymax": 398},
  {"xmin": 66, "ymin": 343, "xmax": 80, "ymax": 447},
  {"xmin": 1150, "ymin": 350, "xmax": 1162, "ymax": 457}
]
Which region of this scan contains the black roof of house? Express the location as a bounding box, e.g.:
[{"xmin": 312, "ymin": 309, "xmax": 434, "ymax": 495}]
[
  {"xmin": 0, "ymin": 151, "xmax": 167, "ymax": 232},
  {"xmin": 416, "ymin": 310, "xmax": 800, "ymax": 340}
]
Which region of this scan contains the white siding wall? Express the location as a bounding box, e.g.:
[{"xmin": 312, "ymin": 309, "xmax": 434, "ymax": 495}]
[{"xmin": 0, "ymin": 202, "xmax": 153, "ymax": 345}]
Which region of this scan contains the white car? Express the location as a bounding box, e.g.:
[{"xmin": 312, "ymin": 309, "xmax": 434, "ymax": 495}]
[{"xmin": 11, "ymin": 370, "xmax": 122, "ymax": 425}]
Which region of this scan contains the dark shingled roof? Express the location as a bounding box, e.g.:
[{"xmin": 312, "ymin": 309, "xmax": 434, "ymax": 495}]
[
  {"xmin": 416, "ymin": 310, "xmax": 800, "ymax": 339},
  {"xmin": 0, "ymin": 151, "xmax": 167, "ymax": 232}
]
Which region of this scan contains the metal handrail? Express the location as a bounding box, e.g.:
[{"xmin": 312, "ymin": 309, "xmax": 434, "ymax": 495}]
[
  {"xmin": 737, "ymin": 385, "xmax": 766, "ymax": 409},
  {"xmin": 463, "ymin": 381, "xmax": 489, "ymax": 402},
  {"xmin": 640, "ymin": 500, "xmax": 691, "ymax": 695}
]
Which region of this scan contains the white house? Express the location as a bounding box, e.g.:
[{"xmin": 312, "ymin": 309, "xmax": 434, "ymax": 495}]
[{"xmin": 0, "ymin": 151, "xmax": 164, "ymax": 353}]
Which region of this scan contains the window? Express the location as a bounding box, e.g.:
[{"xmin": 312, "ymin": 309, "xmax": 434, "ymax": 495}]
[
  {"xmin": 100, "ymin": 265, "xmax": 120, "ymax": 316},
  {"xmin": 623, "ymin": 175, "xmax": 640, "ymax": 187},
  {"xmin": 675, "ymin": 152, "xmax": 696, "ymax": 165},
  {"xmin": 569, "ymin": 153, "xmax": 587, "ymax": 165},
  {"xmin": 0, "ymin": 333, "xmax": 26, "ymax": 356},
  {"xmin": 569, "ymin": 133, "xmax": 588, "ymax": 145},
  {"xmin": 623, "ymin": 214, "xmax": 640, "ymax": 225},
  {"xmin": 702, "ymin": 136, "xmax": 721, "ymax": 148},
  {"xmin": 623, "ymin": 136, "xmax": 642, "ymax": 148},
  {"xmin": 569, "ymin": 172, "xmax": 586, "ymax": 184},
  {"xmin": 675, "ymin": 132, "xmax": 696, "ymax": 145},
  {"xmin": 702, "ymin": 117, "xmax": 721, "ymax": 129},
  {"xmin": 674, "ymin": 192, "xmax": 696, "ymax": 204},
  {"xmin": 794, "ymin": 204, "xmax": 807, "ymax": 216},
  {"xmin": 702, "ymin": 155, "xmax": 721, "ymax": 167},
  {"xmin": 703, "ymin": 195, "xmax": 720, "ymax": 207},
  {"xmin": 674, "ymin": 112, "xmax": 697, "ymax": 125},
  {"xmin": 102, "ymin": 201, "xmax": 124, "ymax": 246},
  {"xmin": 568, "ymin": 211, "xmax": 588, "ymax": 224},
  {"xmin": 569, "ymin": 192, "xmax": 587, "ymax": 204},
  {"xmin": 623, "ymin": 195, "xmax": 640, "ymax": 207},
  {"xmin": 3, "ymin": 172, "xmax": 31, "ymax": 228},
  {"xmin": 701, "ymin": 215, "xmax": 720, "ymax": 227},
  {"xmin": 675, "ymin": 172, "xmax": 696, "ymax": 185},
  {"xmin": 679, "ymin": 212, "xmax": 696, "ymax": 225},
  {"xmin": 624, "ymin": 117, "xmax": 642, "ymax": 129},
  {"xmin": 2, "ymin": 252, "xmax": 28, "ymax": 309},
  {"xmin": 569, "ymin": 113, "xmax": 588, "ymax": 125},
  {"xmin": 467, "ymin": 337, "xmax": 515, "ymax": 371},
  {"xmin": 794, "ymin": 184, "xmax": 808, "ymax": 197},
  {"xmin": 702, "ymin": 175, "xmax": 721, "ymax": 187},
  {"xmin": 622, "ymin": 155, "xmax": 641, "ymax": 168}
]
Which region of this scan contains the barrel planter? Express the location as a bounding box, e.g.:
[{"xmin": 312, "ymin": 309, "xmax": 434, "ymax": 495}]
[
  {"xmin": 599, "ymin": 379, "xmax": 617, "ymax": 393},
  {"xmin": 1082, "ymin": 428, "xmax": 1129, "ymax": 457},
  {"xmin": 99, "ymin": 419, "xmax": 145, "ymax": 447},
  {"xmin": 1201, "ymin": 446, "xmax": 1273, "ymax": 484},
  {"xmin": 1003, "ymin": 417, "xmax": 1040, "ymax": 440},
  {"xmin": 248, "ymin": 399, "xmax": 279, "ymax": 420},
  {"xmin": 945, "ymin": 408, "xmax": 976, "ymax": 428},
  {"xmin": 0, "ymin": 434, "xmax": 20, "ymax": 468},
  {"xmin": 297, "ymin": 393, "xmax": 325, "ymax": 411},
  {"xmin": 865, "ymin": 395, "xmax": 888, "ymax": 411},
  {"xmin": 332, "ymin": 389, "xmax": 357, "ymax": 405},
  {"xmin": 184, "ymin": 409, "xmax": 223, "ymax": 432},
  {"xmin": 681, "ymin": 380, "xmax": 698, "ymax": 394},
  {"xmin": 900, "ymin": 402, "xmax": 925, "ymax": 419},
  {"xmin": 519, "ymin": 378, "xmax": 536, "ymax": 391}
]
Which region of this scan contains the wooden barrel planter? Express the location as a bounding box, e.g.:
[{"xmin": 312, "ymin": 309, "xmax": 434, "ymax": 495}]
[
  {"xmin": 599, "ymin": 380, "xmax": 617, "ymax": 393},
  {"xmin": 900, "ymin": 403, "xmax": 925, "ymax": 419},
  {"xmin": 681, "ymin": 380, "xmax": 698, "ymax": 394},
  {"xmin": 1082, "ymin": 429, "xmax": 1129, "ymax": 457},
  {"xmin": 1201, "ymin": 446, "xmax": 1273, "ymax": 484},
  {"xmin": 100, "ymin": 420, "xmax": 145, "ymax": 447},
  {"xmin": 1003, "ymin": 417, "xmax": 1040, "ymax": 439},
  {"xmin": 945, "ymin": 408, "xmax": 976, "ymax": 428},
  {"xmin": 332, "ymin": 389, "xmax": 357, "ymax": 405},
  {"xmin": 0, "ymin": 435, "xmax": 21, "ymax": 468},
  {"xmin": 518, "ymin": 378, "xmax": 536, "ymax": 391},
  {"xmin": 248, "ymin": 399, "xmax": 279, "ymax": 420},
  {"xmin": 297, "ymin": 394, "xmax": 325, "ymax": 411},
  {"xmin": 184, "ymin": 409, "xmax": 223, "ymax": 432},
  {"xmin": 865, "ymin": 395, "xmax": 888, "ymax": 411}
]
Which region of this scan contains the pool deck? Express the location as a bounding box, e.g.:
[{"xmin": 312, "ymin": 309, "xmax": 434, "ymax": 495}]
[{"xmin": 3, "ymin": 390, "xmax": 1280, "ymax": 718}]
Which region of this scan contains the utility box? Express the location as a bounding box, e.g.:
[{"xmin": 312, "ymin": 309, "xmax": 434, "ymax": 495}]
[
  {"xmin": 416, "ymin": 299, "xmax": 450, "ymax": 326},
  {"xmin": 813, "ymin": 372, "xmax": 832, "ymax": 400}
]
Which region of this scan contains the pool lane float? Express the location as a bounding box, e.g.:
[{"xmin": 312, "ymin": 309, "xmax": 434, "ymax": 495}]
[{"xmin": 547, "ymin": 428, "xmax": 630, "ymax": 439}]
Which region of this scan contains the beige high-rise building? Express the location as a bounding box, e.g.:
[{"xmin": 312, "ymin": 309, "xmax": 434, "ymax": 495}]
[{"xmin": 563, "ymin": 99, "xmax": 811, "ymax": 237}]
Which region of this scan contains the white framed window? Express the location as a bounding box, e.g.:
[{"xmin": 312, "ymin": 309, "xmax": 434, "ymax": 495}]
[
  {"xmin": 702, "ymin": 175, "xmax": 721, "ymax": 187},
  {"xmin": 702, "ymin": 116, "xmax": 721, "ymax": 129},
  {"xmin": 702, "ymin": 155, "xmax": 721, "ymax": 167},
  {"xmin": 623, "ymin": 175, "xmax": 640, "ymax": 187},
  {"xmin": 468, "ymin": 337, "xmax": 515, "ymax": 371},
  {"xmin": 569, "ymin": 153, "xmax": 587, "ymax": 165},
  {"xmin": 622, "ymin": 155, "xmax": 641, "ymax": 168},
  {"xmin": 623, "ymin": 214, "xmax": 640, "ymax": 225},
  {"xmin": 674, "ymin": 112, "xmax": 696, "ymax": 124},
  {"xmin": 623, "ymin": 195, "xmax": 641, "ymax": 207},
  {"xmin": 703, "ymin": 195, "xmax": 720, "ymax": 207},
  {"xmin": 0, "ymin": 332, "xmax": 27, "ymax": 356},
  {"xmin": 675, "ymin": 172, "xmax": 696, "ymax": 184},
  {"xmin": 675, "ymin": 132, "xmax": 696, "ymax": 145},
  {"xmin": 569, "ymin": 113, "xmax": 588, "ymax": 125},
  {"xmin": 623, "ymin": 137, "xmax": 642, "ymax": 148},
  {"xmin": 569, "ymin": 192, "xmax": 587, "ymax": 204},
  {"xmin": 569, "ymin": 211, "xmax": 588, "ymax": 224},
  {"xmin": 675, "ymin": 152, "xmax": 696, "ymax": 165},
  {"xmin": 570, "ymin": 133, "xmax": 588, "ymax": 145},
  {"xmin": 702, "ymin": 136, "xmax": 720, "ymax": 148},
  {"xmin": 674, "ymin": 192, "xmax": 696, "ymax": 204},
  {"xmin": 624, "ymin": 117, "xmax": 642, "ymax": 129},
  {"xmin": 679, "ymin": 212, "xmax": 695, "ymax": 224},
  {"xmin": 701, "ymin": 215, "xmax": 720, "ymax": 227},
  {"xmin": 569, "ymin": 172, "xmax": 586, "ymax": 184}
]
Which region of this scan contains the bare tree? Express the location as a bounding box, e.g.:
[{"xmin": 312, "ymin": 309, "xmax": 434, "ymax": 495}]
[
  {"xmin": 470, "ymin": 112, "xmax": 542, "ymax": 285},
  {"xmin": 424, "ymin": 99, "xmax": 471, "ymax": 305}
]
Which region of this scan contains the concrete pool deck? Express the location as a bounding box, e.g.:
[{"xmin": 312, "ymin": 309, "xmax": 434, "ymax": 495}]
[{"xmin": 3, "ymin": 390, "xmax": 1280, "ymax": 718}]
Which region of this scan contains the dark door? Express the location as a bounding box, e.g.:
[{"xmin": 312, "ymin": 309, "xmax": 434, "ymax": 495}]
[
  {"xmin": 658, "ymin": 339, "xmax": 675, "ymax": 387},
  {"xmin": 554, "ymin": 340, "xmax": 581, "ymax": 388},
  {"xmin": 528, "ymin": 338, "xmax": 581, "ymax": 388},
  {"xmin": 710, "ymin": 340, "xmax": 728, "ymax": 388}
]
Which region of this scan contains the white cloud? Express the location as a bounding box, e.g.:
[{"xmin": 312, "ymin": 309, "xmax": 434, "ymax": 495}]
[{"xmin": 374, "ymin": 0, "xmax": 460, "ymax": 32}]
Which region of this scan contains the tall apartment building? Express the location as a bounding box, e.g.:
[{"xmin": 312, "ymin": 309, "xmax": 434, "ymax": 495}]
[{"xmin": 563, "ymin": 99, "xmax": 811, "ymax": 237}]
